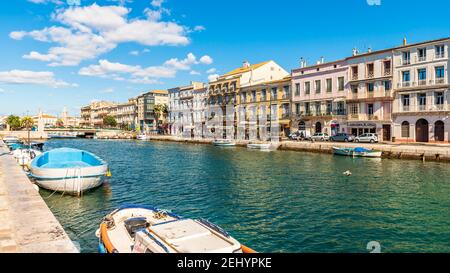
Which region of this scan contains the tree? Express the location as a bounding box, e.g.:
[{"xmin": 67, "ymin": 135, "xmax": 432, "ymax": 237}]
[
  {"xmin": 56, "ymin": 118, "xmax": 64, "ymax": 127},
  {"xmin": 153, "ymin": 103, "xmax": 168, "ymax": 126},
  {"xmin": 6, "ymin": 115, "xmax": 22, "ymax": 130},
  {"xmin": 103, "ymin": 115, "xmax": 117, "ymax": 128},
  {"xmin": 21, "ymin": 116, "xmax": 34, "ymax": 143}
]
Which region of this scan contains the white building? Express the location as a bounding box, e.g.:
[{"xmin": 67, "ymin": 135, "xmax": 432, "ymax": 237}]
[{"xmin": 392, "ymin": 37, "xmax": 450, "ymax": 143}]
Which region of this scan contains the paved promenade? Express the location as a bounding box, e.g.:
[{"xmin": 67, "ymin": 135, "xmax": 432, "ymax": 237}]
[
  {"xmin": 147, "ymin": 135, "xmax": 450, "ymax": 162},
  {"xmin": 0, "ymin": 144, "xmax": 78, "ymax": 253}
]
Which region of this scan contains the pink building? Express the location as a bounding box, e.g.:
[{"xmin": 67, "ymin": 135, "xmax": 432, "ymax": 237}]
[{"xmin": 291, "ymin": 58, "xmax": 348, "ymax": 136}]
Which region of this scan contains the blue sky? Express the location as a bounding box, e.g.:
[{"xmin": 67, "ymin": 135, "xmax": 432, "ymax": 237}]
[{"xmin": 0, "ymin": 0, "xmax": 449, "ymax": 116}]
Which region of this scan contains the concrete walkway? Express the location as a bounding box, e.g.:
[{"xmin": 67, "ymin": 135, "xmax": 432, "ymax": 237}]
[{"xmin": 0, "ymin": 143, "xmax": 78, "ymax": 253}]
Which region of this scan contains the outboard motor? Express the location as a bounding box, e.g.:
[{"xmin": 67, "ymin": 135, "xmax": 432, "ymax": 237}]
[{"xmin": 124, "ymin": 217, "xmax": 149, "ymax": 238}]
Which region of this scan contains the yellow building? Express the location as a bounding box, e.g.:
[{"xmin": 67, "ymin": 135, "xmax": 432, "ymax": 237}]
[
  {"xmin": 207, "ymin": 60, "xmax": 289, "ymax": 138},
  {"xmin": 238, "ymin": 76, "xmax": 292, "ymax": 140}
]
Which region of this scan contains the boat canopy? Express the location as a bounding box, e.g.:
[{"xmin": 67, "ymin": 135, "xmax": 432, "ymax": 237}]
[
  {"xmin": 354, "ymin": 147, "xmax": 372, "ymax": 153},
  {"xmin": 32, "ymin": 148, "xmax": 105, "ymax": 169}
]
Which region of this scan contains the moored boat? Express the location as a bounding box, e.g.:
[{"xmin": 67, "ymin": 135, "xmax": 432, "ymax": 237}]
[
  {"xmin": 13, "ymin": 148, "xmax": 42, "ymax": 167},
  {"xmin": 247, "ymin": 142, "xmax": 272, "ymax": 150},
  {"xmin": 2, "ymin": 135, "xmax": 21, "ymax": 144},
  {"xmin": 97, "ymin": 205, "xmax": 256, "ymax": 253},
  {"xmin": 29, "ymin": 148, "xmax": 108, "ymax": 195},
  {"xmin": 333, "ymin": 147, "xmax": 382, "ymax": 158},
  {"xmin": 212, "ymin": 139, "xmax": 236, "ymax": 147},
  {"xmin": 136, "ymin": 134, "xmax": 150, "ymax": 140}
]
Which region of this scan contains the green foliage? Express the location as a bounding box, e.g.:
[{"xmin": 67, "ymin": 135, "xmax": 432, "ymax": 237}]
[
  {"xmin": 6, "ymin": 115, "xmax": 22, "ymax": 130},
  {"xmin": 21, "ymin": 116, "xmax": 34, "ymax": 129},
  {"xmin": 103, "ymin": 115, "xmax": 117, "ymax": 128}
]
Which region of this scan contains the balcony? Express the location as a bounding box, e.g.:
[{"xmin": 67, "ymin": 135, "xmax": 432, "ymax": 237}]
[
  {"xmin": 351, "ymin": 74, "xmax": 359, "ymax": 81},
  {"xmin": 402, "ymin": 59, "xmax": 411, "ymax": 65},
  {"xmin": 397, "ymin": 78, "xmax": 447, "ymax": 89},
  {"xmin": 398, "ymin": 104, "xmax": 447, "ymax": 112},
  {"xmin": 435, "ymin": 53, "xmax": 445, "ymax": 60},
  {"xmin": 367, "ymin": 71, "xmax": 374, "ymax": 78},
  {"xmin": 418, "ymin": 56, "xmax": 427, "ymax": 62},
  {"xmin": 418, "ymin": 80, "xmax": 427, "ymax": 86},
  {"xmin": 384, "ymin": 69, "xmax": 392, "ymax": 76}
]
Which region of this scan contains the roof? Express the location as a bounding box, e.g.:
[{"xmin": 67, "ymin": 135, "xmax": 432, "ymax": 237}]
[
  {"xmin": 149, "ymin": 90, "xmax": 168, "ymax": 95},
  {"xmin": 222, "ymin": 61, "xmax": 271, "ymax": 77},
  {"xmin": 263, "ymin": 76, "xmax": 292, "ymax": 85}
]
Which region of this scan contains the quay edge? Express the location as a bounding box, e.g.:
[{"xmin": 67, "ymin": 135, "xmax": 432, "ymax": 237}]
[
  {"xmin": 0, "ymin": 144, "xmax": 78, "ymax": 253},
  {"xmin": 145, "ymin": 135, "xmax": 450, "ymax": 163}
]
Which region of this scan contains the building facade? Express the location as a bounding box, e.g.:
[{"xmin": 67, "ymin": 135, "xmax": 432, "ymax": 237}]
[
  {"xmin": 291, "ymin": 59, "xmax": 348, "ymax": 137},
  {"xmin": 392, "ymin": 38, "xmax": 450, "ymax": 143},
  {"xmin": 136, "ymin": 90, "xmax": 168, "ymax": 133},
  {"xmin": 110, "ymin": 99, "xmax": 137, "ymax": 130},
  {"xmin": 346, "ymin": 49, "xmax": 394, "ymax": 141},
  {"xmin": 207, "ymin": 60, "xmax": 289, "ymax": 139}
]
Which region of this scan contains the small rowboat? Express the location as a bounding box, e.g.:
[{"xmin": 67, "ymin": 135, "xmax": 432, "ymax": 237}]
[
  {"xmin": 29, "ymin": 148, "xmax": 108, "ymax": 195},
  {"xmin": 212, "ymin": 139, "xmax": 236, "ymax": 147},
  {"xmin": 247, "ymin": 143, "xmax": 272, "ymax": 150},
  {"xmin": 12, "ymin": 148, "xmax": 42, "ymax": 167},
  {"xmin": 97, "ymin": 205, "xmax": 256, "ymax": 253},
  {"xmin": 136, "ymin": 134, "xmax": 150, "ymax": 140},
  {"xmin": 333, "ymin": 147, "xmax": 382, "ymax": 158}
]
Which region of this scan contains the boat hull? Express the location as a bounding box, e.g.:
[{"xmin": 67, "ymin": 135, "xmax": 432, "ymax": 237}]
[
  {"xmin": 212, "ymin": 140, "xmax": 236, "ymax": 147},
  {"xmin": 247, "ymin": 143, "xmax": 272, "ymax": 150},
  {"xmin": 332, "ymin": 147, "xmax": 382, "ymax": 158},
  {"xmin": 34, "ymin": 175, "xmax": 105, "ymax": 194}
]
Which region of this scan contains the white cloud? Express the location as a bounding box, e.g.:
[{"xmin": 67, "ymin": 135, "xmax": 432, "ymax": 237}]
[
  {"xmin": 129, "ymin": 50, "xmax": 139, "ymax": 56},
  {"xmin": 208, "ymin": 74, "xmax": 219, "ymax": 82},
  {"xmin": 200, "ymin": 55, "xmax": 213, "ymax": 65},
  {"xmin": 79, "ymin": 52, "xmax": 208, "ymax": 83},
  {"xmin": 190, "ymin": 70, "xmax": 200, "ymax": 75},
  {"xmin": 100, "ymin": 87, "xmax": 114, "ymax": 93},
  {"xmin": 0, "ymin": 70, "xmax": 74, "ymax": 88},
  {"xmin": 13, "ymin": 3, "xmax": 190, "ymax": 66},
  {"xmin": 151, "ymin": 0, "xmax": 164, "ymax": 8},
  {"xmin": 206, "ymin": 68, "xmax": 217, "ymax": 74},
  {"xmin": 28, "ymin": 0, "xmax": 64, "ymax": 4},
  {"xmin": 193, "ymin": 25, "xmax": 206, "ymax": 32}
]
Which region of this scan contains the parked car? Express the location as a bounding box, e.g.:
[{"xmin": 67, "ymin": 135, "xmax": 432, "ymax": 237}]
[
  {"xmin": 288, "ymin": 131, "xmax": 306, "ymax": 141},
  {"xmin": 310, "ymin": 133, "xmax": 330, "ymax": 141},
  {"xmin": 330, "ymin": 133, "xmax": 355, "ymax": 142},
  {"xmin": 354, "ymin": 133, "xmax": 379, "ymax": 143}
]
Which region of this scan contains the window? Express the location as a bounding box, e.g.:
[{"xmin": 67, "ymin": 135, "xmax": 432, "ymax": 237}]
[
  {"xmin": 251, "ymin": 90, "xmax": 256, "ymax": 102},
  {"xmin": 351, "ymin": 84, "xmax": 358, "ymax": 93},
  {"xmin": 305, "ymin": 82, "xmax": 310, "ymax": 94},
  {"xmin": 338, "ymin": 77, "xmax": 345, "ymax": 91},
  {"xmin": 295, "ymin": 103, "xmax": 300, "ymax": 115},
  {"xmin": 367, "ymin": 63, "xmax": 374, "ymax": 78},
  {"xmin": 326, "ymin": 78, "xmax": 332, "ymax": 92},
  {"xmin": 261, "ymin": 89, "xmax": 266, "ymax": 101},
  {"xmin": 351, "ymin": 66, "xmax": 358, "ymax": 79},
  {"xmin": 384, "ymin": 80, "xmax": 392, "ymax": 91},
  {"xmin": 402, "ymin": 94, "xmax": 410, "ymax": 106},
  {"xmin": 418, "ymin": 48, "xmax": 427, "ymax": 62},
  {"xmin": 271, "ymin": 87, "xmax": 277, "ymax": 100},
  {"xmin": 283, "ymin": 86, "xmax": 290, "ymax": 99},
  {"xmin": 435, "ymin": 66, "xmax": 445, "ymax": 83},
  {"xmin": 418, "ymin": 68, "xmax": 427, "ymax": 85},
  {"xmin": 350, "ymin": 103, "xmax": 359, "ymax": 115},
  {"xmin": 367, "ymin": 83, "xmax": 374, "ymax": 92},
  {"xmin": 315, "ymin": 102, "xmax": 321, "ymax": 115},
  {"xmin": 326, "ymin": 100, "xmax": 333, "ymax": 114},
  {"xmin": 336, "ymin": 101, "xmax": 345, "ymax": 115},
  {"xmin": 401, "ymin": 121, "xmax": 410, "ymax": 138},
  {"xmin": 418, "ymin": 93, "xmax": 426, "ymax": 110},
  {"xmin": 403, "ymin": 51, "xmax": 410, "ymax": 65},
  {"xmin": 315, "ymin": 80, "xmax": 321, "ymax": 93},
  {"xmin": 305, "ymin": 102, "xmax": 310, "ymax": 114},
  {"xmin": 367, "ymin": 104, "xmax": 374, "ymax": 115},
  {"xmin": 295, "ymin": 83, "xmax": 300, "ymax": 96},
  {"xmin": 435, "ymin": 92, "xmax": 444, "ymax": 105},
  {"xmin": 435, "ymin": 45, "xmax": 445, "ymax": 59},
  {"xmin": 402, "ymin": 71, "xmax": 410, "ymax": 85}
]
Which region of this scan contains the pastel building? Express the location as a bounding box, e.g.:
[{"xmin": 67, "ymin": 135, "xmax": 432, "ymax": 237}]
[
  {"xmin": 291, "ymin": 58, "xmax": 348, "ymax": 136},
  {"xmin": 208, "ymin": 60, "xmax": 289, "ymax": 138},
  {"xmin": 346, "ymin": 48, "xmax": 394, "ymax": 140},
  {"xmin": 392, "ymin": 37, "xmax": 450, "ymax": 143},
  {"xmin": 136, "ymin": 90, "xmax": 168, "ymax": 133}
]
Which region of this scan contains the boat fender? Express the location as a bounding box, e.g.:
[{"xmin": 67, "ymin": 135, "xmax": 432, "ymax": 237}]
[{"xmin": 241, "ymin": 245, "xmax": 257, "ymax": 253}]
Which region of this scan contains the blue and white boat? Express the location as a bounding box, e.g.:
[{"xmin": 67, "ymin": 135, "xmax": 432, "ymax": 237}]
[
  {"xmin": 333, "ymin": 147, "xmax": 382, "ymax": 158},
  {"xmin": 29, "ymin": 148, "xmax": 108, "ymax": 195}
]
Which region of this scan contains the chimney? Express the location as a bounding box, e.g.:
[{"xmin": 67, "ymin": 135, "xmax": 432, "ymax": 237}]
[
  {"xmin": 352, "ymin": 48, "xmax": 359, "ymax": 56},
  {"xmin": 320, "ymin": 56, "xmax": 325, "ymax": 64},
  {"xmin": 243, "ymin": 61, "xmax": 250, "ymax": 68},
  {"xmin": 403, "ymin": 37, "xmax": 407, "ymax": 46},
  {"xmin": 300, "ymin": 57, "xmax": 305, "ymax": 68},
  {"xmin": 367, "ymin": 47, "xmax": 372, "ymax": 53}
]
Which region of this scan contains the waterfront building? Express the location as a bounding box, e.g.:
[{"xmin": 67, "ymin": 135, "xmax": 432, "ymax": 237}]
[
  {"xmin": 61, "ymin": 107, "xmax": 81, "ymax": 127},
  {"xmin": 136, "ymin": 90, "xmax": 168, "ymax": 133},
  {"xmin": 207, "ymin": 60, "xmax": 289, "ymax": 139},
  {"xmin": 79, "ymin": 101, "xmax": 116, "ymax": 128},
  {"xmin": 238, "ymin": 76, "xmax": 292, "ymax": 139},
  {"xmin": 345, "ymin": 48, "xmax": 394, "ymax": 140},
  {"xmin": 110, "ymin": 99, "xmax": 137, "ymax": 130},
  {"xmin": 32, "ymin": 113, "xmax": 58, "ymax": 128},
  {"xmin": 392, "ymin": 38, "xmax": 450, "ymax": 143},
  {"xmin": 168, "ymin": 82, "xmax": 206, "ymax": 137},
  {"xmin": 291, "ymin": 58, "xmax": 348, "ymax": 136},
  {"xmin": 80, "ymin": 105, "xmax": 92, "ymax": 128}
]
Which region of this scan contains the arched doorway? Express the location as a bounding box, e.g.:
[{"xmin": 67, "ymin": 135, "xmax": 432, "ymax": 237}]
[
  {"xmin": 415, "ymin": 119, "xmax": 429, "ymax": 142},
  {"xmin": 434, "ymin": 120, "xmax": 445, "ymax": 141},
  {"xmin": 315, "ymin": 122, "xmax": 322, "ymax": 133}
]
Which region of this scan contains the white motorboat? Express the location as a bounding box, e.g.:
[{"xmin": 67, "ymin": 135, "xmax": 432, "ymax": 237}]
[
  {"xmin": 97, "ymin": 205, "xmax": 256, "ymax": 253},
  {"xmin": 212, "ymin": 139, "xmax": 236, "ymax": 147},
  {"xmin": 136, "ymin": 134, "xmax": 150, "ymax": 140},
  {"xmin": 2, "ymin": 135, "xmax": 20, "ymax": 144},
  {"xmin": 332, "ymin": 147, "xmax": 382, "ymax": 158},
  {"xmin": 12, "ymin": 148, "xmax": 42, "ymax": 167},
  {"xmin": 29, "ymin": 148, "xmax": 108, "ymax": 195},
  {"xmin": 247, "ymin": 142, "xmax": 272, "ymax": 150}
]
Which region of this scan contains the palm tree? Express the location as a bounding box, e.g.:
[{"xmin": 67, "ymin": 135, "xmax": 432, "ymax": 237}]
[
  {"xmin": 153, "ymin": 103, "xmax": 168, "ymax": 125},
  {"xmin": 21, "ymin": 116, "xmax": 34, "ymax": 145}
]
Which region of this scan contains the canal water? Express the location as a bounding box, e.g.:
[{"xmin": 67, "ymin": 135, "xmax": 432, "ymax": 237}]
[{"xmin": 42, "ymin": 139, "xmax": 450, "ymax": 253}]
